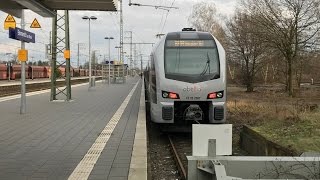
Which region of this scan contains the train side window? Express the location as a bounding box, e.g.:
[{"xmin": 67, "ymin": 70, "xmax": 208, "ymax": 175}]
[
  {"xmin": 151, "ymin": 55, "xmax": 155, "ymax": 71},
  {"xmin": 150, "ymin": 54, "xmax": 157, "ymax": 103}
]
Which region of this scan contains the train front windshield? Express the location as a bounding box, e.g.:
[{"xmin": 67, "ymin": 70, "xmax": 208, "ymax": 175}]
[{"xmin": 165, "ymin": 40, "xmax": 220, "ymax": 83}]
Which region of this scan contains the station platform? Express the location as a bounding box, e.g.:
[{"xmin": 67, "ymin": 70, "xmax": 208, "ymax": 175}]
[
  {"xmin": 0, "ymin": 77, "xmax": 147, "ymax": 180},
  {"xmin": 0, "ymin": 77, "xmax": 97, "ymax": 87}
]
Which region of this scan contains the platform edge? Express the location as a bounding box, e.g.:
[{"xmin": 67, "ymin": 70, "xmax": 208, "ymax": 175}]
[{"xmin": 128, "ymin": 81, "xmax": 147, "ymax": 180}]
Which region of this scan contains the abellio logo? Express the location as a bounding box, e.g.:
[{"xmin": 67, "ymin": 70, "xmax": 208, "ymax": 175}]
[{"xmin": 183, "ymin": 86, "xmax": 202, "ymax": 92}]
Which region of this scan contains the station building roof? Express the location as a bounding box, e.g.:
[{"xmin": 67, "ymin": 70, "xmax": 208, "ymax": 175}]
[{"xmin": 1, "ymin": 0, "xmax": 118, "ymax": 18}]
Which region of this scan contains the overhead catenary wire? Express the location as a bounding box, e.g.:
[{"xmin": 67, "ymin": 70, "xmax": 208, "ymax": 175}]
[
  {"xmin": 156, "ymin": 0, "xmax": 166, "ymax": 34},
  {"xmin": 161, "ymin": 0, "xmax": 176, "ymax": 33}
]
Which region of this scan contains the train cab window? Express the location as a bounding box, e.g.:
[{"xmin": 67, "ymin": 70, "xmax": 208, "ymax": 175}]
[{"xmin": 164, "ymin": 40, "xmax": 220, "ymax": 83}]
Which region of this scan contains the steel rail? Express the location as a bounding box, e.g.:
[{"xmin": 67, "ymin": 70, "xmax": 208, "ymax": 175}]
[{"xmin": 168, "ymin": 135, "xmax": 187, "ymax": 180}]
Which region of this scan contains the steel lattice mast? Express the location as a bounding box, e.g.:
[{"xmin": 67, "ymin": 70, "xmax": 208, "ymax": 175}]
[
  {"xmin": 50, "ymin": 10, "xmax": 71, "ymax": 101},
  {"xmin": 120, "ymin": 0, "xmax": 124, "ymax": 64}
]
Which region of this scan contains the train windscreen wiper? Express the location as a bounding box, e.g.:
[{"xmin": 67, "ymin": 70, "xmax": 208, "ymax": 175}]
[{"xmin": 200, "ymin": 52, "xmax": 211, "ymax": 76}]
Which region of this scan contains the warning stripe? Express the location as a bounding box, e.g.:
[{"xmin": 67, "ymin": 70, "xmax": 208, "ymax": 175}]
[{"xmin": 68, "ymin": 82, "xmax": 139, "ymax": 180}]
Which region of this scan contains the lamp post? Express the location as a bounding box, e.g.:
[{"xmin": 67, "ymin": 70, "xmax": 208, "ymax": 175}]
[
  {"xmin": 105, "ymin": 37, "xmax": 114, "ymax": 85},
  {"xmin": 82, "ymin": 15, "xmax": 97, "ymax": 89}
]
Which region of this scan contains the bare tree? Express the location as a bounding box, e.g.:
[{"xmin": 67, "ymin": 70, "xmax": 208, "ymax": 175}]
[
  {"xmin": 188, "ymin": 2, "xmax": 219, "ymax": 32},
  {"xmin": 189, "ymin": 2, "xmax": 234, "ymax": 82},
  {"xmin": 242, "ymin": 0, "xmax": 320, "ymax": 96},
  {"xmin": 10, "ymin": 54, "xmax": 18, "ymax": 64},
  {"xmin": 227, "ymin": 12, "xmax": 267, "ymax": 92}
]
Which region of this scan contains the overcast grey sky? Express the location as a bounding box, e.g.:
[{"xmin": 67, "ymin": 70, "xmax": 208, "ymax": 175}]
[{"xmin": 0, "ymin": 0, "xmax": 236, "ymax": 67}]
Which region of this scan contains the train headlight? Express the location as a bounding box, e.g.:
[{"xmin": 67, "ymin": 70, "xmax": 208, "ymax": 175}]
[
  {"xmin": 162, "ymin": 92, "xmax": 169, "ymax": 98},
  {"xmin": 217, "ymin": 92, "xmax": 223, "ymax": 98},
  {"xmin": 207, "ymin": 91, "xmax": 224, "ymax": 99},
  {"xmin": 162, "ymin": 91, "xmax": 180, "ymax": 99}
]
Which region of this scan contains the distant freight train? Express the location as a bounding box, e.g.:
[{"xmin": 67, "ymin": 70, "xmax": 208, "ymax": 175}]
[
  {"xmin": 0, "ymin": 64, "xmax": 102, "ymax": 80},
  {"xmin": 144, "ymin": 28, "xmax": 227, "ymax": 125}
]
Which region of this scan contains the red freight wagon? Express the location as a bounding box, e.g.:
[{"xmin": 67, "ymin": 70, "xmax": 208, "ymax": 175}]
[
  {"xmin": 29, "ymin": 66, "xmax": 46, "ymax": 79},
  {"xmin": 43, "ymin": 66, "xmax": 49, "ymax": 78},
  {"xmin": 79, "ymin": 69, "xmax": 85, "ymax": 76},
  {"xmin": 0, "ymin": 64, "xmax": 7, "ymax": 80},
  {"xmin": 58, "ymin": 67, "xmax": 66, "ymax": 77},
  {"xmin": 11, "ymin": 65, "xmax": 24, "ymax": 80},
  {"xmin": 74, "ymin": 68, "xmax": 81, "ymax": 77}
]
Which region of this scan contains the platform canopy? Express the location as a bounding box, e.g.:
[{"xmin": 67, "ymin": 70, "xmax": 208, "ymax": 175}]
[{"xmin": 1, "ymin": 0, "xmax": 118, "ymax": 18}]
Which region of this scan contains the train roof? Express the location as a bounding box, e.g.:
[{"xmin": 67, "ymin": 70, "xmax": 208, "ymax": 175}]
[{"xmin": 165, "ymin": 31, "xmax": 214, "ymax": 40}]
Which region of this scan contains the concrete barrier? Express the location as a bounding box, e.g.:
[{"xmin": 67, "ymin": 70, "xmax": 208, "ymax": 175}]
[{"xmin": 240, "ymin": 125, "xmax": 298, "ymax": 156}]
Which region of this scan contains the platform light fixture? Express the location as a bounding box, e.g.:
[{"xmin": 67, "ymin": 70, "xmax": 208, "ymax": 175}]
[
  {"xmin": 105, "ymin": 37, "xmax": 114, "ymax": 85},
  {"xmin": 82, "ymin": 15, "xmax": 97, "ymax": 89}
]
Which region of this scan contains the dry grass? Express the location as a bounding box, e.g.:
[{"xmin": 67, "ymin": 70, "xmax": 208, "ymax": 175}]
[
  {"xmin": 253, "ymin": 111, "xmax": 320, "ymax": 153},
  {"xmin": 227, "ymin": 85, "xmax": 320, "ymax": 153}
]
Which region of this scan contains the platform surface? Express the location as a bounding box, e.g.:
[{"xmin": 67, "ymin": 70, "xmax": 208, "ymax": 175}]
[{"xmin": 0, "ymin": 77, "xmax": 146, "ymax": 180}]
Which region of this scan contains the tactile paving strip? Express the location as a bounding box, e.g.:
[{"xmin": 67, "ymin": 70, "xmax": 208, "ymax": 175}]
[{"xmin": 68, "ymin": 82, "xmax": 139, "ymax": 180}]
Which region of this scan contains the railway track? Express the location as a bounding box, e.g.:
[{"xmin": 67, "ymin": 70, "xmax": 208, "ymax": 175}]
[
  {"xmin": 148, "ymin": 122, "xmax": 248, "ymax": 180},
  {"xmin": 168, "ymin": 135, "xmax": 187, "ymax": 179},
  {"xmin": 167, "ymin": 134, "xmax": 192, "ymax": 180},
  {"xmin": 0, "ymin": 77, "xmax": 101, "ymax": 97},
  {"xmin": 147, "ymin": 121, "xmax": 191, "ymax": 180}
]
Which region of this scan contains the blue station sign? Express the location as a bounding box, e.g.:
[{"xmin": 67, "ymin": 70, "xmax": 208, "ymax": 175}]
[{"xmin": 9, "ymin": 27, "xmax": 35, "ymax": 43}]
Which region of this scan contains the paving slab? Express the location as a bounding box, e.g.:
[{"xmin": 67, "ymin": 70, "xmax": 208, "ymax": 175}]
[
  {"xmin": 0, "ymin": 77, "xmax": 141, "ymax": 180},
  {"xmin": 87, "ymin": 80, "xmax": 142, "ymax": 180}
]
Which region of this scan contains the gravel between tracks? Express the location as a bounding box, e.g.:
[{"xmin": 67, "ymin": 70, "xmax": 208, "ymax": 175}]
[{"xmin": 147, "ymin": 121, "xmax": 182, "ymax": 180}]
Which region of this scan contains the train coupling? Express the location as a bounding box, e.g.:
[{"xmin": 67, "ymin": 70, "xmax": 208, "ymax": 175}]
[{"xmin": 184, "ymin": 104, "xmax": 203, "ymax": 121}]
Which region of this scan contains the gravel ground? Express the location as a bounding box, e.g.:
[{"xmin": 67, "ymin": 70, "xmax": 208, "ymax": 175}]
[{"xmin": 147, "ymin": 121, "xmax": 181, "ymax": 180}]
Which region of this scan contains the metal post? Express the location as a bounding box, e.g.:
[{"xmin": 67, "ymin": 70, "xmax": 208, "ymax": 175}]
[
  {"xmin": 65, "ymin": 10, "xmax": 71, "ymax": 100},
  {"xmin": 7, "ymin": 61, "xmax": 11, "ymax": 81},
  {"xmin": 88, "ymin": 19, "xmax": 92, "ymax": 89},
  {"xmin": 8, "ymin": 62, "xmax": 11, "ymax": 81},
  {"xmin": 124, "ymin": 31, "xmax": 133, "ymax": 75},
  {"xmin": 49, "ymin": 31, "xmax": 51, "ymax": 57},
  {"xmin": 120, "ymin": 0, "xmax": 124, "ymax": 65},
  {"xmin": 50, "ymin": 12, "xmax": 57, "ymax": 101},
  {"xmin": 140, "ymin": 54, "xmax": 143, "ymax": 78},
  {"xmin": 129, "ymin": 31, "xmax": 132, "ymax": 75},
  {"xmin": 31, "ymin": 57, "xmax": 34, "ymax": 80},
  {"xmin": 77, "ymin": 43, "xmax": 80, "ymax": 68},
  {"xmin": 134, "ymin": 44, "xmax": 137, "ymax": 70},
  {"xmin": 208, "ymin": 139, "xmax": 216, "ymax": 157},
  {"xmin": 117, "ymin": 47, "xmax": 120, "ymax": 61},
  {"xmin": 20, "ymin": 9, "xmax": 26, "ymax": 114},
  {"xmin": 108, "ymin": 39, "xmax": 111, "ymax": 85},
  {"xmin": 50, "ymin": 10, "xmax": 71, "ymax": 101}
]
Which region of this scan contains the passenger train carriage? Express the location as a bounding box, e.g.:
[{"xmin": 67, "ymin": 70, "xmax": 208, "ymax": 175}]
[{"xmin": 145, "ymin": 28, "xmax": 227, "ymax": 125}]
